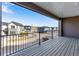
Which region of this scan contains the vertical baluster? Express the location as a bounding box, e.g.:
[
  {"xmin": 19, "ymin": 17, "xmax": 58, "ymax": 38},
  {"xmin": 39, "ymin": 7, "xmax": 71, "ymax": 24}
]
[
  {"xmin": 2, "ymin": 36, "xmax": 4, "ymax": 56},
  {"xmin": 30, "ymin": 33, "xmax": 31, "ymax": 47},
  {"xmin": 6, "ymin": 35, "xmax": 7, "ymax": 56},
  {"xmin": 10, "ymin": 35, "xmax": 12, "ymax": 54},
  {"xmin": 14, "ymin": 35, "xmax": 15, "ymax": 52},
  {"xmin": 22, "ymin": 34, "xmax": 23, "ymax": 49},
  {"xmin": 15, "ymin": 35, "xmax": 16, "ymax": 52},
  {"xmin": 22, "ymin": 34, "xmax": 24, "ymax": 49},
  {"xmin": 8, "ymin": 36, "xmax": 9, "ymax": 55},
  {"xmin": 7, "ymin": 35, "xmax": 9, "ymax": 55},
  {"xmin": 39, "ymin": 32, "xmax": 41, "ymax": 45},
  {"xmin": 31, "ymin": 33, "xmax": 32, "ymax": 45},
  {"xmin": 19, "ymin": 34, "xmax": 20, "ymax": 50},
  {"xmin": 26, "ymin": 34, "xmax": 27, "ymax": 48},
  {"xmin": 1, "ymin": 36, "xmax": 3, "ymax": 56},
  {"xmin": 29, "ymin": 33, "xmax": 30, "ymax": 47},
  {"xmin": 14, "ymin": 35, "xmax": 16, "ymax": 52},
  {"xmin": 14, "ymin": 35, "xmax": 15, "ymax": 53},
  {"xmin": 18, "ymin": 34, "xmax": 20, "ymax": 51},
  {"xmin": 28, "ymin": 33, "xmax": 29, "ymax": 47},
  {"xmin": 0, "ymin": 36, "xmax": 1, "ymax": 55},
  {"xmin": 17, "ymin": 35, "xmax": 19, "ymax": 51},
  {"xmin": 19, "ymin": 34, "xmax": 21, "ymax": 50},
  {"xmin": 17, "ymin": 35, "xmax": 18, "ymax": 51},
  {"xmin": 25, "ymin": 34, "xmax": 26, "ymax": 48},
  {"xmin": 13, "ymin": 35, "xmax": 14, "ymax": 54},
  {"xmin": 20, "ymin": 34, "xmax": 21, "ymax": 50},
  {"xmin": 4, "ymin": 35, "xmax": 6, "ymax": 56},
  {"xmin": 21, "ymin": 34, "xmax": 23, "ymax": 49},
  {"xmin": 30, "ymin": 33, "xmax": 33, "ymax": 46},
  {"xmin": 31, "ymin": 33, "xmax": 32, "ymax": 47},
  {"xmin": 15, "ymin": 34, "xmax": 17, "ymax": 52},
  {"xmin": 8, "ymin": 35, "xmax": 9, "ymax": 55},
  {"xmin": 27, "ymin": 33, "xmax": 28, "ymax": 47},
  {"xmin": 9, "ymin": 35, "xmax": 11, "ymax": 55},
  {"xmin": 23, "ymin": 34, "xmax": 24, "ymax": 49},
  {"xmin": 24, "ymin": 34, "xmax": 25, "ymax": 49}
]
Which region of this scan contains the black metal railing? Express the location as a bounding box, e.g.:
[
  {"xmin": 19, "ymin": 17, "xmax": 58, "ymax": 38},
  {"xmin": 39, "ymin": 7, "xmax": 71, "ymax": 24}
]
[{"xmin": 1, "ymin": 30, "xmax": 53, "ymax": 56}]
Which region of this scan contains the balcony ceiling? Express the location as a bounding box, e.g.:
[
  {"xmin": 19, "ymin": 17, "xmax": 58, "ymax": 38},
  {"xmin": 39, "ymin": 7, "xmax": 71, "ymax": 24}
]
[{"xmin": 34, "ymin": 2, "xmax": 79, "ymax": 18}]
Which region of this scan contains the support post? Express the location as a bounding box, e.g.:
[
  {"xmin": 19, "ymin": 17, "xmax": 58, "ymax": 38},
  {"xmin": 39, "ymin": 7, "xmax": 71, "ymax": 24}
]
[
  {"xmin": 58, "ymin": 18, "xmax": 63, "ymax": 36},
  {"xmin": 0, "ymin": 2, "xmax": 2, "ymax": 56},
  {"xmin": 39, "ymin": 32, "xmax": 41, "ymax": 45},
  {"xmin": 51, "ymin": 27, "xmax": 53, "ymax": 39}
]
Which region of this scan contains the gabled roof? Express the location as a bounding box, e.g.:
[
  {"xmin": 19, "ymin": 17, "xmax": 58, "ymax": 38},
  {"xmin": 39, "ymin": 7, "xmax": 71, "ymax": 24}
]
[
  {"xmin": 10, "ymin": 21, "xmax": 24, "ymax": 26},
  {"xmin": 2, "ymin": 22, "xmax": 8, "ymax": 25},
  {"xmin": 24, "ymin": 25, "xmax": 31, "ymax": 27}
]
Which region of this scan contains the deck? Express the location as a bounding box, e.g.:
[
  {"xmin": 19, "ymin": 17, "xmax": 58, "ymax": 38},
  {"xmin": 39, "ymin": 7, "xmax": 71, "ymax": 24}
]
[{"xmin": 11, "ymin": 37, "xmax": 79, "ymax": 56}]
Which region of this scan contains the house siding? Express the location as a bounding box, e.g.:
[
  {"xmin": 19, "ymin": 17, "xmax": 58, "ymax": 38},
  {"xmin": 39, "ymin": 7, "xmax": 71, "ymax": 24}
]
[
  {"xmin": 8, "ymin": 23, "xmax": 24, "ymax": 35},
  {"xmin": 63, "ymin": 16, "xmax": 79, "ymax": 38}
]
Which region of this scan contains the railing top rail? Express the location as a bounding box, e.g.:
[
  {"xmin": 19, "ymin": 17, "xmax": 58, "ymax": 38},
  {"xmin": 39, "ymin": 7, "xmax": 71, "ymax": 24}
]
[
  {"xmin": 1, "ymin": 30, "xmax": 52, "ymax": 37},
  {"xmin": 1, "ymin": 31, "xmax": 38, "ymax": 37}
]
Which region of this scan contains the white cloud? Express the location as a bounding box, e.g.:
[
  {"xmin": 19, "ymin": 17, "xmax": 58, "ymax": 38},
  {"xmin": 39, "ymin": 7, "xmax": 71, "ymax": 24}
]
[{"xmin": 2, "ymin": 5, "xmax": 14, "ymax": 14}]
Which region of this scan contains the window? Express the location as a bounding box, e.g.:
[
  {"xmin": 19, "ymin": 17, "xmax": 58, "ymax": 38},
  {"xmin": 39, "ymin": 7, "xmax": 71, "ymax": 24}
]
[{"xmin": 11, "ymin": 25, "xmax": 15, "ymax": 29}]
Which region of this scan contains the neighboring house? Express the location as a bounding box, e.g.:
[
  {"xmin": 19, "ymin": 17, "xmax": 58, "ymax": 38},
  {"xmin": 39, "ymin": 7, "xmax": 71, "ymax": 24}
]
[
  {"xmin": 2, "ymin": 22, "xmax": 8, "ymax": 35},
  {"xmin": 42, "ymin": 26, "xmax": 50, "ymax": 31},
  {"xmin": 2, "ymin": 21, "xmax": 56, "ymax": 35},
  {"xmin": 53, "ymin": 27, "xmax": 59, "ymax": 31},
  {"xmin": 24, "ymin": 25, "xmax": 40, "ymax": 33},
  {"xmin": 2, "ymin": 21, "xmax": 39, "ymax": 35},
  {"xmin": 31, "ymin": 26, "xmax": 38, "ymax": 32},
  {"xmin": 8, "ymin": 21, "xmax": 24, "ymax": 35},
  {"xmin": 37, "ymin": 26, "xmax": 50, "ymax": 33},
  {"xmin": 2, "ymin": 21, "xmax": 25, "ymax": 35},
  {"xmin": 24, "ymin": 25, "xmax": 31, "ymax": 32}
]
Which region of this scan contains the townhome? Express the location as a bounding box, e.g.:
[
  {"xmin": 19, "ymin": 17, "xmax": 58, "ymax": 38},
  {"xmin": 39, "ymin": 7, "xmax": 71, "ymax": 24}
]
[
  {"xmin": 2, "ymin": 21, "xmax": 25, "ymax": 35},
  {"xmin": 8, "ymin": 21, "xmax": 24, "ymax": 35},
  {"xmin": 24, "ymin": 25, "xmax": 31, "ymax": 33},
  {"xmin": 2, "ymin": 21, "xmax": 40, "ymax": 35}
]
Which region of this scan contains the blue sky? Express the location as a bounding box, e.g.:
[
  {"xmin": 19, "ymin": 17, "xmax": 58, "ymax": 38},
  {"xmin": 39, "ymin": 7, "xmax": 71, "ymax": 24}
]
[{"xmin": 2, "ymin": 2, "xmax": 58, "ymax": 27}]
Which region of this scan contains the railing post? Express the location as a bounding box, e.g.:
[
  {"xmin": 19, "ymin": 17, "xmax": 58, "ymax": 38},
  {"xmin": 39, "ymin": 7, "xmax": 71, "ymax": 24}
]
[
  {"xmin": 0, "ymin": 2, "xmax": 2, "ymax": 56},
  {"xmin": 51, "ymin": 28, "xmax": 53, "ymax": 39},
  {"xmin": 39, "ymin": 32, "xmax": 41, "ymax": 45}
]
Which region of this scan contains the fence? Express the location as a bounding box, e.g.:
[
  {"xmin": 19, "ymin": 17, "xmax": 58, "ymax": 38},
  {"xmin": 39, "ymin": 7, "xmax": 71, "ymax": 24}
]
[{"xmin": 1, "ymin": 30, "xmax": 53, "ymax": 56}]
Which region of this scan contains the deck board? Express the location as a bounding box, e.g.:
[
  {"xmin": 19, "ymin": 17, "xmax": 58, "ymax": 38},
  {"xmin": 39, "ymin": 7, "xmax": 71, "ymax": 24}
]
[
  {"xmin": 74, "ymin": 39, "xmax": 77, "ymax": 56},
  {"xmin": 69, "ymin": 39, "xmax": 75, "ymax": 56},
  {"xmin": 65, "ymin": 38, "xmax": 74, "ymax": 56},
  {"xmin": 62, "ymin": 39, "xmax": 74, "ymax": 56},
  {"xmin": 32, "ymin": 39, "xmax": 58, "ymax": 56},
  {"xmin": 56, "ymin": 38, "xmax": 72, "ymax": 56},
  {"xmin": 36, "ymin": 38, "xmax": 64, "ymax": 56},
  {"xmin": 77, "ymin": 39, "xmax": 79, "ymax": 56},
  {"xmin": 11, "ymin": 37, "xmax": 79, "ymax": 56},
  {"xmin": 47, "ymin": 38, "xmax": 67, "ymax": 56}
]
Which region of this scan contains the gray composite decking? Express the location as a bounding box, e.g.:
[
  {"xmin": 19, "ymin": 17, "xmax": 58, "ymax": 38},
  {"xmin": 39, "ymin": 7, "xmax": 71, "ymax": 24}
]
[{"xmin": 11, "ymin": 37, "xmax": 79, "ymax": 56}]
